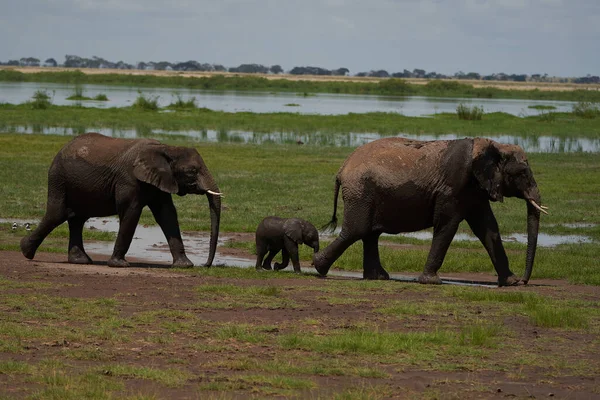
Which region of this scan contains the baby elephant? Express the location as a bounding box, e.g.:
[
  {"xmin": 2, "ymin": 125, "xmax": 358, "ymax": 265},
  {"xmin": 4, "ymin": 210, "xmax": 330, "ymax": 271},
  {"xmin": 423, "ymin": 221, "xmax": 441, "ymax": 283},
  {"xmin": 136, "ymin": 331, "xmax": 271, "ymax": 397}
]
[{"xmin": 255, "ymin": 216, "xmax": 320, "ymax": 273}]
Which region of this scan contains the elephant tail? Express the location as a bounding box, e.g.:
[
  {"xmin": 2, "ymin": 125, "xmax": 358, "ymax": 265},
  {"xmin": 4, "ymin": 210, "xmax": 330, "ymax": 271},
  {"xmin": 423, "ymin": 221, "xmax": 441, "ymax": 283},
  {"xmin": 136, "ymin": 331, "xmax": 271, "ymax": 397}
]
[{"xmin": 320, "ymin": 176, "xmax": 340, "ymax": 234}]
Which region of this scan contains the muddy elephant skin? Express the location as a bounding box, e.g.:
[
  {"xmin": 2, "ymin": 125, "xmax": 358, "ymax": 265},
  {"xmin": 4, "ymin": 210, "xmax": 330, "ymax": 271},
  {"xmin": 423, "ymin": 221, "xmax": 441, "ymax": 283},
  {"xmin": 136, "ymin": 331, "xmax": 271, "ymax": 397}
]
[
  {"xmin": 21, "ymin": 132, "xmax": 222, "ymax": 268},
  {"xmin": 255, "ymin": 216, "xmax": 320, "ymax": 273},
  {"xmin": 313, "ymin": 137, "xmax": 546, "ymax": 286}
]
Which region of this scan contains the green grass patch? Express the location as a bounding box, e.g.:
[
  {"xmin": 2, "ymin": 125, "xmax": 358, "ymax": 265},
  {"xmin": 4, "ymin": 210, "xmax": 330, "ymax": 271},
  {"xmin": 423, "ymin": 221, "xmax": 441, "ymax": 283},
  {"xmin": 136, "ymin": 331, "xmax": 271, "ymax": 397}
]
[
  {"xmin": 456, "ymin": 103, "xmax": 484, "ymax": 120},
  {"xmin": 572, "ymin": 101, "xmax": 600, "ymax": 119},
  {"xmin": 3, "ymin": 103, "xmax": 600, "ymax": 138},
  {"xmin": 167, "ymin": 93, "xmax": 197, "ymax": 110},
  {"xmin": 93, "ymin": 93, "xmax": 109, "ymax": 101},
  {"xmin": 528, "ymin": 105, "xmax": 557, "ymax": 110},
  {"xmin": 131, "ymin": 92, "xmax": 160, "ymax": 111}
]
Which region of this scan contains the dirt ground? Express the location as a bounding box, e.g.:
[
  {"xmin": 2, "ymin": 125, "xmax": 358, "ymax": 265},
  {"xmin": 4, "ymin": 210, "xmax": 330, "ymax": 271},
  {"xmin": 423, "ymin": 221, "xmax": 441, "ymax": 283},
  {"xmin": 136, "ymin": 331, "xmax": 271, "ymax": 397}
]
[
  {"xmin": 4, "ymin": 66, "xmax": 599, "ymax": 92},
  {"xmin": 1, "ymin": 247, "xmax": 599, "ymax": 399}
]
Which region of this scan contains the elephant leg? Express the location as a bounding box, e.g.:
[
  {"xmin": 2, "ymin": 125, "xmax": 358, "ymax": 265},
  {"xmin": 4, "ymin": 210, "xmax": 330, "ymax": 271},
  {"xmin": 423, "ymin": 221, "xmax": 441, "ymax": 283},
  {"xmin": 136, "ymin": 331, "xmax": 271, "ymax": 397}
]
[
  {"xmin": 362, "ymin": 232, "xmax": 389, "ymax": 280},
  {"xmin": 283, "ymin": 237, "xmax": 302, "ymax": 273},
  {"xmin": 466, "ymin": 203, "xmax": 518, "ymax": 286},
  {"xmin": 313, "ymin": 229, "xmax": 361, "ymax": 276},
  {"xmin": 262, "ymin": 248, "xmax": 279, "ymax": 270},
  {"xmin": 274, "ymin": 248, "xmax": 290, "ymax": 271},
  {"xmin": 255, "ymin": 240, "xmax": 268, "ymax": 271},
  {"xmin": 67, "ymin": 216, "xmax": 92, "ymax": 264},
  {"xmin": 419, "ymin": 217, "xmax": 461, "ymax": 285},
  {"xmin": 148, "ymin": 197, "xmax": 193, "ymax": 268},
  {"xmin": 20, "ymin": 180, "xmax": 68, "ymax": 260},
  {"xmin": 109, "ymin": 202, "xmax": 143, "ymax": 268}
]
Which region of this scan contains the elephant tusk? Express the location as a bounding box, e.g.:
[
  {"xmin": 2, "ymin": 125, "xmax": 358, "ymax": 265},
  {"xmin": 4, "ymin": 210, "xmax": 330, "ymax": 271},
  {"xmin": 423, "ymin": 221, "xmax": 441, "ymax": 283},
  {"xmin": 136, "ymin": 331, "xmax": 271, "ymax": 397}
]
[
  {"xmin": 529, "ymin": 200, "xmax": 549, "ymax": 215},
  {"xmin": 207, "ymin": 190, "xmax": 224, "ymax": 197},
  {"xmin": 540, "ymin": 205, "xmax": 549, "ymax": 210}
]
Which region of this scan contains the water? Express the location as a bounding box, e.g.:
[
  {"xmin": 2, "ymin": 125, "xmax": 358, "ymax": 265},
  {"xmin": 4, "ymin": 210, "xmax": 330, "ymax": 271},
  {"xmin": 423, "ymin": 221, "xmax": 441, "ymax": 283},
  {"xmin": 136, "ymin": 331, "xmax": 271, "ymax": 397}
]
[
  {"xmin": 0, "ymin": 81, "xmax": 576, "ymax": 116},
  {"xmin": 4, "ymin": 218, "xmax": 593, "ymax": 270},
  {"xmin": 4, "ymin": 125, "xmax": 600, "ymax": 153}
]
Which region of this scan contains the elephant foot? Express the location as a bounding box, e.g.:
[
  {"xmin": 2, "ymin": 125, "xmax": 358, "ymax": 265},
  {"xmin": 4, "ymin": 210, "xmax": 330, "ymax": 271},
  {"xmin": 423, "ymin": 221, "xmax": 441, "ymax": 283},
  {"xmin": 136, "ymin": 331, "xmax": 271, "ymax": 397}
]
[
  {"xmin": 498, "ymin": 274, "xmax": 521, "ymax": 287},
  {"xmin": 68, "ymin": 247, "xmax": 93, "ymax": 264},
  {"xmin": 20, "ymin": 237, "xmax": 36, "ymax": 260},
  {"xmin": 274, "ymin": 262, "xmax": 286, "ymax": 271},
  {"xmin": 418, "ymin": 273, "xmax": 443, "ymax": 285},
  {"xmin": 108, "ymin": 257, "xmax": 130, "ymax": 268},
  {"xmin": 363, "ymin": 271, "xmax": 390, "ymax": 280},
  {"xmin": 172, "ymin": 256, "xmax": 194, "ymax": 268},
  {"xmin": 262, "ymin": 264, "xmax": 273, "ymax": 271}
]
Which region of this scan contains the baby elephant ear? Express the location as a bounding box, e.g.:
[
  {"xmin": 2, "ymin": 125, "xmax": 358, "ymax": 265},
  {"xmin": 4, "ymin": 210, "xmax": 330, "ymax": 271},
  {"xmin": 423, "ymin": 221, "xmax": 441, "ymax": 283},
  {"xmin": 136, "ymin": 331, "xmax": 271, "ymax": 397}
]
[
  {"xmin": 133, "ymin": 147, "xmax": 179, "ymax": 194},
  {"xmin": 283, "ymin": 219, "xmax": 303, "ymax": 244}
]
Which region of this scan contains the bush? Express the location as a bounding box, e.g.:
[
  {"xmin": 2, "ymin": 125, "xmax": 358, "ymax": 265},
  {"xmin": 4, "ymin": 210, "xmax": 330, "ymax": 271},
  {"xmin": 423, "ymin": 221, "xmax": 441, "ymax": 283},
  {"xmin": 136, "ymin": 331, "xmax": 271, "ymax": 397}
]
[
  {"xmin": 94, "ymin": 93, "xmax": 109, "ymax": 101},
  {"xmin": 132, "ymin": 92, "xmax": 160, "ymax": 111},
  {"xmin": 167, "ymin": 93, "xmax": 197, "ymax": 110},
  {"xmin": 572, "ymin": 101, "xmax": 599, "ymax": 119},
  {"xmin": 29, "ymin": 90, "xmax": 53, "ymax": 109},
  {"xmin": 377, "ymin": 79, "xmax": 416, "ymax": 95},
  {"xmin": 456, "ymin": 103, "xmax": 484, "ymax": 120}
]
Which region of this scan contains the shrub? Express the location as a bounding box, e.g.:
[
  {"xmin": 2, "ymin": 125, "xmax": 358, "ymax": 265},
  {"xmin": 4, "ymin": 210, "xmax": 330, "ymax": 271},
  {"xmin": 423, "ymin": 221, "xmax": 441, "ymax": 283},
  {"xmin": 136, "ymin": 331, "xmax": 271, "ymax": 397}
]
[
  {"xmin": 30, "ymin": 90, "xmax": 53, "ymax": 109},
  {"xmin": 94, "ymin": 93, "xmax": 109, "ymax": 101},
  {"xmin": 167, "ymin": 94, "xmax": 197, "ymax": 110},
  {"xmin": 377, "ymin": 79, "xmax": 417, "ymax": 95},
  {"xmin": 456, "ymin": 103, "xmax": 484, "ymax": 120},
  {"xmin": 572, "ymin": 101, "xmax": 599, "ymax": 119},
  {"xmin": 132, "ymin": 92, "xmax": 160, "ymax": 111}
]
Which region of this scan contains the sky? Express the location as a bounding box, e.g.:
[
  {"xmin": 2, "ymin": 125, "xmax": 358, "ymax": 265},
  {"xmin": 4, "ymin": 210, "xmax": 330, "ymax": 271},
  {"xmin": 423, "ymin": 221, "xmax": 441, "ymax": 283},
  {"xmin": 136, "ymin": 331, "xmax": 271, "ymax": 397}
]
[{"xmin": 1, "ymin": 0, "xmax": 598, "ymax": 77}]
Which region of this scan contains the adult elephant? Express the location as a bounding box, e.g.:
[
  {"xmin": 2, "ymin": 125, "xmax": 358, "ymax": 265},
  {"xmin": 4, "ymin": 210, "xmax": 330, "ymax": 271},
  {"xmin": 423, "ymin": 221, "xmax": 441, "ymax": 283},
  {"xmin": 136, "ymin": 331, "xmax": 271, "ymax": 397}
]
[
  {"xmin": 21, "ymin": 132, "xmax": 222, "ymax": 268},
  {"xmin": 313, "ymin": 137, "xmax": 548, "ymax": 286}
]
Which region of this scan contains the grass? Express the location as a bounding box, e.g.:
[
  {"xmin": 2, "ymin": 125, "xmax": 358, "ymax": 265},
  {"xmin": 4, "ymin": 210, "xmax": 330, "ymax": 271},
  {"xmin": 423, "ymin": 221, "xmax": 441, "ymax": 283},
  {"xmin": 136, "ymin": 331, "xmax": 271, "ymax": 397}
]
[
  {"xmin": 131, "ymin": 91, "xmax": 160, "ymax": 111},
  {"xmin": 572, "ymin": 101, "xmax": 600, "ymax": 119},
  {"xmin": 2, "ymin": 70, "xmax": 600, "ymax": 102},
  {"xmin": 456, "ymin": 103, "xmax": 484, "ymax": 120},
  {"xmin": 93, "ymin": 93, "xmax": 109, "ymax": 101},
  {"xmin": 0, "ymin": 133, "xmax": 599, "ymax": 284},
  {"xmin": 528, "ymin": 105, "xmax": 557, "ymax": 110},
  {"xmin": 167, "ymin": 93, "xmax": 197, "ymax": 110},
  {"xmin": 29, "ymin": 90, "xmax": 53, "ymax": 109},
  {"xmin": 2, "ymin": 103, "xmax": 600, "ymax": 138},
  {"xmin": 0, "ymin": 263, "xmax": 598, "ymax": 397}
]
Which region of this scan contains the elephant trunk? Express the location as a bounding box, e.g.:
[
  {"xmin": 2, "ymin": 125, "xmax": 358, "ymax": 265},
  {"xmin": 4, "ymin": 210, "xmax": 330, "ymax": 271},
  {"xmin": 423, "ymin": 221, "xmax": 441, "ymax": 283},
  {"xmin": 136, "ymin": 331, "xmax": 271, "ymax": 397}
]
[
  {"xmin": 199, "ymin": 173, "xmax": 221, "ymax": 267},
  {"xmin": 523, "ymin": 189, "xmax": 542, "ymax": 284}
]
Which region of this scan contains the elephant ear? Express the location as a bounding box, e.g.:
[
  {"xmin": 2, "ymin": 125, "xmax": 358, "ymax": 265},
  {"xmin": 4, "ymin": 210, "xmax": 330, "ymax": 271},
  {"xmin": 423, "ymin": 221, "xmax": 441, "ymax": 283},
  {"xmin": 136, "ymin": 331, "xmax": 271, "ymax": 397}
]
[
  {"xmin": 133, "ymin": 146, "xmax": 179, "ymax": 194},
  {"xmin": 472, "ymin": 139, "xmax": 504, "ymax": 202},
  {"xmin": 283, "ymin": 219, "xmax": 303, "ymax": 244}
]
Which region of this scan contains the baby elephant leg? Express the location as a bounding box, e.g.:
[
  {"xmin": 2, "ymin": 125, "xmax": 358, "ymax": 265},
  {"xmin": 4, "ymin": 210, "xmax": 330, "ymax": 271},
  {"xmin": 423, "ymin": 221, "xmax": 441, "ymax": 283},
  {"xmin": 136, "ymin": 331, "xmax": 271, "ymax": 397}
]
[
  {"xmin": 283, "ymin": 237, "xmax": 301, "ymax": 273},
  {"xmin": 274, "ymin": 248, "xmax": 290, "ymax": 271},
  {"xmin": 262, "ymin": 249, "xmax": 279, "ymax": 270}
]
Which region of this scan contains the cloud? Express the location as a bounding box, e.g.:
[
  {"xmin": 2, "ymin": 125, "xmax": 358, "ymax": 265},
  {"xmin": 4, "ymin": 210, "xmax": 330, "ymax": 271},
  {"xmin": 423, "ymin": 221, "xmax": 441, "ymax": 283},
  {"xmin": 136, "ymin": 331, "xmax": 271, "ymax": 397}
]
[{"xmin": 0, "ymin": 0, "xmax": 598, "ymax": 76}]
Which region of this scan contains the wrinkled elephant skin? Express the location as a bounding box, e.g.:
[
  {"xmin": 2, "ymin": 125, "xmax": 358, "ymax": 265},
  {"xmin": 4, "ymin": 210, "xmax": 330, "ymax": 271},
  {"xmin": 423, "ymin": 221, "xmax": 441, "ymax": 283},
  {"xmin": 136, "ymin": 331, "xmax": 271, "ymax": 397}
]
[
  {"xmin": 21, "ymin": 133, "xmax": 222, "ymax": 268},
  {"xmin": 313, "ymin": 137, "xmax": 545, "ymax": 286}
]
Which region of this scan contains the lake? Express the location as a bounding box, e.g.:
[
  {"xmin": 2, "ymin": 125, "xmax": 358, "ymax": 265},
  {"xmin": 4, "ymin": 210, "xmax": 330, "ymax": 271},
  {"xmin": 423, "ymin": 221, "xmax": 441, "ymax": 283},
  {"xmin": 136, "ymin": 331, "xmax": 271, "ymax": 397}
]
[{"xmin": 0, "ymin": 82, "xmax": 575, "ymax": 117}]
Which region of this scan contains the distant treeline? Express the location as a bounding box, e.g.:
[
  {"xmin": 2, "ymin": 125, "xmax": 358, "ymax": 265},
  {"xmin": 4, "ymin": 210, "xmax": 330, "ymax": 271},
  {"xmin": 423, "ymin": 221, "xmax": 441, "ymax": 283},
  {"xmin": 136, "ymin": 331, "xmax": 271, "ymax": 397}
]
[
  {"xmin": 2, "ymin": 69, "xmax": 600, "ymax": 103},
  {"xmin": 2, "ymin": 55, "xmax": 599, "ymax": 84}
]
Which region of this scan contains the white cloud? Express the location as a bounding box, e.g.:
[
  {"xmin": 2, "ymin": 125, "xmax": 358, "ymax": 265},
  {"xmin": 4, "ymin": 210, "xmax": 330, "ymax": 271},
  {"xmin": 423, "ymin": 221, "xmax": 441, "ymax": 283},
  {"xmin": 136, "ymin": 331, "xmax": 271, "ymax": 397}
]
[{"xmin": 0, "ymin": 0, "xmax": 598, "ymax": 76}]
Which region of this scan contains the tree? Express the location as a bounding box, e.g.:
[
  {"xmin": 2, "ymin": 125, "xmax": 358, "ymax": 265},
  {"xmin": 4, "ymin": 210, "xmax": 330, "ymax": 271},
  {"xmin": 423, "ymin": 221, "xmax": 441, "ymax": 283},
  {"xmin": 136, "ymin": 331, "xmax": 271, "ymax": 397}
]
[
  {"xmin": 43, "ymin": 58, "xmax": 57, "ymax": 67},
  {"xmin": 332, "ymin": 67, "xmax": 349, "ymax": 76},
  {"xmin": 269, "ymin": 65, "xmax": 283, "ymax": 74}
]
